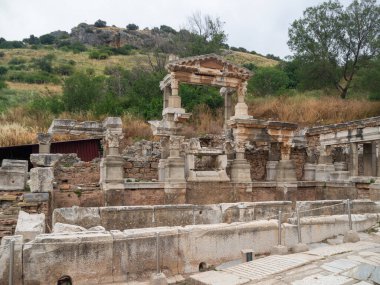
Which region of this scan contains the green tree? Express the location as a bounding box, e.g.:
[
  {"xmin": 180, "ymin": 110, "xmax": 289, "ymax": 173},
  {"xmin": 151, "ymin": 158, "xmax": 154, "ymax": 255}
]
[
  {"xmin": 94, "ymin": 19, "xmax": 107, "ymax": 28},
  {"xmin": 356, "ymin": 56, "xmax": 380, "ymax": 100},
  {"xmin": 62, "ymin": 71, "xmax": 106, "ymax": 112},
  {"xmin": 249, "ymin": 67, "xmax": 289, "ymax": 96},
  {"xmin": 288, "ymin": 0, "xmax": 380, "ymax": 98},
  {"xmin": 126, "ymin": 23, "xmax": 139, "ymax": 31}
]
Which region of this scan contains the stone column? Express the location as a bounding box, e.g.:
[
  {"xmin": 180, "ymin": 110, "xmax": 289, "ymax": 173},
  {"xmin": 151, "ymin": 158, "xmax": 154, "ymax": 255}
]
[
  {"xmin": 220, "ymin": 87, "xmax": 233, "ymax": 129},
  {"xmin": 158, "ymin": 136, "xmax": 169, "ymax": 181},
  {"xmin": 363, "ymin": 142, "xmax": 376, "ymax": 176},
  {"xmin": 168, "ymin": 77, "xmax": 181, "ymax": 108},
  {"xmin": 233, "ymin": 81, "xmax": 249, "ymax": 118},
  {"xmin": 163, "ymin": 86, "xmax": 171, "ymax": 109},
  {"xmin": 349, "ymin": 142, "xmax": 359, "ymax": 176},
  {"xmin": 164, "ymin": 135, "xmax": 186, "ymax": 204},
  {"xmin": 315, "ymin": 145, "xmax": 335, "ymax": 181},
  {"xmin": 100, "ymin": 130, "xmax": 124, "ymax": 193},
  {"xmin": 37, "ymin": 133, "xmax": 52, "ymax": 154},
  {"xmin": 230, "ymin": 140, "xmax": 252, "ymax": 183},
  {"xmin": 275, "ymin": 143, "xmax": 297, "ymax": 182}
]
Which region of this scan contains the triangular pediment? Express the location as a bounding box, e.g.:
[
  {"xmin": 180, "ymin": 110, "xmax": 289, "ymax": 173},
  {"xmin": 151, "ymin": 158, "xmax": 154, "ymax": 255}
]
[{"xmin": 166, "ymin": 54, "xmax": 252, "ymax": 80}]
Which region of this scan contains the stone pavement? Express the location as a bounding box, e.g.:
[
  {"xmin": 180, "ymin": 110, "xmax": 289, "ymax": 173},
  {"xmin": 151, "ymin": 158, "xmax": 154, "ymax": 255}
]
[{"xmin": 190, "ymin": 231, "xmax": 380, "ymax": 285}]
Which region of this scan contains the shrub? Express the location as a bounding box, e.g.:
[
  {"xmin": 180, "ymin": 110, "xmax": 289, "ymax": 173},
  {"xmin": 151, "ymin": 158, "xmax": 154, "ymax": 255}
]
[
  {"xmin": 0, "ymin": 40, "xmax": 24, "ymax": 49},
  {"xmin": 110, "ymin": 45, "xmax": 135, "ymax": 55},
  {"xmin": 249, "ymin": 67, "xmax": 289, "ymax": 96},
  {"xmin": 243, "ymin": 63, "xmax": 257, "ymax": 71},
  {"xmin": 8, "ymin": 57, "xmax": 27, "ymax": 65},
  {"xmin": 0, "ymin": 66, "xmax": 8, "ymax": 76},
  {"xmin": 160, "ymin": 25, "xmax": 177, "ymax": 34},
  {"xmin": 126, "ymin": 23, "xmax": 139, "ymax": 31},
  {"xmin": 55, "ymin": 64, "xmax": 74, "ymax": 76},
  {"xmin": 94, "ymin": 19, "xmax": 107, "ymax": 28},
  {"xmin": 89, "ymin": 50, "xmax": 109, "ymax": 60},
  {"xmin": 33, "ymin": 54, "xmax": 55, "ymax": 73},
  {"xmin": 57, "ymin": 41, "xmax": 87, "ymax": 53},
  {"xmin": 7, "ymin": 71, "xmax": 60, "ymax": 84},
  {"xmin": 0, "ymin": 80, "xmax": 7, "ymax": 90},
  {"xmin": 63, "ymin": 71, "xmax": 106, "ymax": 112},
  {"xmin": 39, "ymin": 34, "xmax": 56, "ymax": 45},
  {"xmin": 0, "ymin": 51, "xmax": 4, "ymax": 58}
]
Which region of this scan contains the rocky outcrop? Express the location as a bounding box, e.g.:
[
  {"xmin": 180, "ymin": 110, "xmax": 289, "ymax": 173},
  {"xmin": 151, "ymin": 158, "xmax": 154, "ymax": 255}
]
[{"xmin": 70, "ymin": 23, "xmax": 174, "ymax": 49}]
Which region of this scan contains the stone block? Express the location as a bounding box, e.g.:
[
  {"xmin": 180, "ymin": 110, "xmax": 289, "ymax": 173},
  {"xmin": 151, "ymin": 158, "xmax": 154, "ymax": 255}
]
[
  {"xmin": 275, "ymin": 160, "xmax": 297, "ymax": 182},
  {"xmin": 52, "ymin": 207, "xmax": 101, "ymax": 229},
  {"xmin": 230, "ymin": 159, "xmax": 252, "ymax": 183},
  {"xmin": 343, "ymin": 230, "xmax": 360, "ymax": 243},
  {"xmin": 150, "ymin": 272, "xmax": 168, "ymax": 285},
  {"xmin": 15, "ymin": 210, "xmax": 45, "ymax": 242},
  {"xmin": 29, "ymin": 167, "xmax": 54, "ymax": 192},
  {"xmin": 23, "ymin": 193, "xmax": 49, "ymax": 203},
  {"xmin": 303, "ymin": 163, "xmax": 316, "ymax": 181},
  {"xmin": 270, "ymin": 245, "xmax": 288, "ymax": 255},
  {"xmin": 315, "ymin": 164, "xmax": 335, "ymax": 181},
  {"xmin": 266, "ymin": 161, "xmax": 278, "ymax": 181},
  {"xmin": 291, "ymin": 243, "xmax": 309, "ymax": 253},
  {"xmin": 0, "ymin": 235, "xmax": 23, "ymax": 285},
  {"xmin": 52, "ymin": 222, "xmax": 86, "ymax": 233},
  {"xmin": 330, "ymin": 171, "xmax": 350, "ymax": 182},
  {"xmin": 30, "ymin": 153, "xmax": 63, "ymax": 167},
  {"xmin": 0, "ymin": 159, "xmax": 28, "ymax": 191}
]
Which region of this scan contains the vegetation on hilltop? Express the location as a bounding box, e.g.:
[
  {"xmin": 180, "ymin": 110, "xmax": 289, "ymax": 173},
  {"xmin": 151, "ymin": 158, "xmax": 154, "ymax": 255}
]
[{"xmin": 0, "ymin": 2, "xmax": 379, "ymax": 146}]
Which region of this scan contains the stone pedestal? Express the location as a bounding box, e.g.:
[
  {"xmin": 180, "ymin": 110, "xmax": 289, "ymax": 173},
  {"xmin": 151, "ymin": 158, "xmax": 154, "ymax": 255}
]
[
  {"xmin": 334, "ymin": 162, "xmax": 348, "ymax": 171},
  {"xmin": 330, "ymin": 171, "xmax": 350, "ymax": 182},
  {"xmin": 291, "ymin": 243, "xmax": 309, "ymax": 253},
  {"xmin": 158, "ymin": 159, "xmax": 167, "ymax": 181},
  {"xmin": 275, "ymin": 160, "xmax": 297, "ymax": 182},
  {"xmin": 266, "ymin": 161, "xmax": 278, "ymax": 181},
  {"xmin": 230, "ymin": 158, "xmax": 252, "ymax": 183},
  {"xmin": 0, "ymin": 159, "xmax": 28, "ymax": 191},
  {"xmin": 270, "ymin": 245, "xmax": 288, "ymax": 255},
  {"xmin": 100, "ymin": 156, "xmax": 125, "ymax": 191},
  {"xmin": 29, "ymin": 167, "xmax": 54, "ymax": 192},
  {"xmin": 315, "ymin": 164, "xmax": 335, "ymax": 181},
  {"xmin": 303, "ymin": 163, "xmax": 316, "ymax": 181},
  {"xmin": 343, "ymin": 230, "xmax": 360, "ymax": 243}
]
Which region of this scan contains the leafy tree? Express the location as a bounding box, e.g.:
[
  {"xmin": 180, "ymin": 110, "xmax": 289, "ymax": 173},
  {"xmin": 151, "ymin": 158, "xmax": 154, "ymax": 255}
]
[
  {"xmin": 249, "ymin": 67, "xmax": 289, "ymax": 96},
  {"xmin": 288, "ymin": 0, "xmax": 380, "ymax": 98},
  {"xmin": 62, "ymin": 71, "xmax": 106, "ymax": 112},
  {"xmin": 160, "ymin": 25, "xmax": 177, "ymax": 34},
  {"xmin": 126, "ymin": 23, "xmax": 139, "ymax": 31},
  {"xmin": 356, "ymin": 56, "xmax": 380, "ymax": 100},
  {"xmin": 94, "ymin": 19, "xmax": 107, "ymax": 28},
  {"xmin": 39, "ymin": 34, "xmax": 56, "ymax": 45}
]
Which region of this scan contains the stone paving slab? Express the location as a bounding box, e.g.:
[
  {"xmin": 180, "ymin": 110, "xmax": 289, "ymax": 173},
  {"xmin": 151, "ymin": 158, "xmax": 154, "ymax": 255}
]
[
  {"xmin": 305, "ymin": 242, "xmax": 378, "ymax": 257},
  {"xmin": 321, "ymin": 259, "xmax": 361, "ymax": 273},
  {"xmin": 291, "ymin": 274, "xmax": 354, "ymax": 285},
  {"xmin": 222, "ymin": 254, "xmax": 320, "ymax": 281},
  {"xmin": 189, "ymin": 271, "xmax": 250, "ymax": 285}
]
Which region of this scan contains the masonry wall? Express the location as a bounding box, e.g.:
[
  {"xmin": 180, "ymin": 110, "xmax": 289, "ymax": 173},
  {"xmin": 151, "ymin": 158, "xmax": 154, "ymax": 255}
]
[{"xmin": 9, "ymin": 214, "xmax": 379, "ymax": 285}]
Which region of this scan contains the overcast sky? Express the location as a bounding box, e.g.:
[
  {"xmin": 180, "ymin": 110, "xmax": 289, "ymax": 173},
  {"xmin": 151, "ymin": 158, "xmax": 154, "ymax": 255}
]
[{"xmin": 0, "ymin": 0, "xmax": 353, "ymax": 58}]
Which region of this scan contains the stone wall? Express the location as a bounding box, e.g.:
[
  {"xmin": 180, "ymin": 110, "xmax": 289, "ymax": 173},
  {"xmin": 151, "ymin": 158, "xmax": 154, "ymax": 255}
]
[
  {"xmin": 52, "ymin": 201, "xmax": 293, "ymax": 230},
  {"xmin": 246, "ymin": 149, "xmax": 268, "ymax": 181},
  {"xmin": 0, "ymin": 192, "xmax": 50, "ymax": 240},
  {"xmin": 5, "ymin": 213, "xmax": 378, "ymax": 284}
]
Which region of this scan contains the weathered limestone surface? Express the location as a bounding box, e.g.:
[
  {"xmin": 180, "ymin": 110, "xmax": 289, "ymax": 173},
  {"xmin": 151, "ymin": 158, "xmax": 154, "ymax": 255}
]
[
  {"xmin": 30, "ymin": 153, "xmax": 63, "ymax": 167},
  {"xmin": 29, "ymin": 167, "xmax": 54, "ymax": 192},
  {"xmin": 52, "ymin": 222, "xmax": 86, "ymax": 233},
  {"xmin": 0, "ymin": 235, "xmax": 23, "ymax": 285},
  {"xmin": 0, "ymin": 159, "xmax": 28, "ymax": 191},
  {"xmin": 15, "ymin": 211, "xmax": 45, "ymax": 242}
]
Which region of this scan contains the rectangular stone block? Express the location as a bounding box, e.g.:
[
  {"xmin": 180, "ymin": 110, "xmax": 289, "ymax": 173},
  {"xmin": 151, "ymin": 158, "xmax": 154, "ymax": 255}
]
[
  {"xmin": 15, "ymin": 211, "xmax": 45, "ymax": 242},
  {"xmin": 23, "ymin": 193, "xmax": 50, "ymax": 203},
  {"xmin": 100, "ymin": 206, "xmax": 155, "ymax": 230},
  {"xmin": 29, "ymin": 167, "xmax": 54, "ymax": 192}
]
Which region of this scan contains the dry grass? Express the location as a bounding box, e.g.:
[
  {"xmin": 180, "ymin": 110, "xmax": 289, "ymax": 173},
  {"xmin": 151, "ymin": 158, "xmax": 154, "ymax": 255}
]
[
  {"xmin": 224, "ymin": 51, "xmax": 279, "ymax": 67},
  {"xmin": 6, "ymin": 81, "xmax": 62, "ymax": 94},
  {"xmin": 0, "ymin": 123, "xmax": 38, "ymax": 146},
  {"xmin": 248, "ymin": 94, "xmax": 380, "ymax": 126}
]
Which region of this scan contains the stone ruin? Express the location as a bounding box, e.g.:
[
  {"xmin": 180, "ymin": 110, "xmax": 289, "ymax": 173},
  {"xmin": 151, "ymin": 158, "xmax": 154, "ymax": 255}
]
[{"xmin": 0, "ymin": 54, "xmax": 380, "ymax": 284}]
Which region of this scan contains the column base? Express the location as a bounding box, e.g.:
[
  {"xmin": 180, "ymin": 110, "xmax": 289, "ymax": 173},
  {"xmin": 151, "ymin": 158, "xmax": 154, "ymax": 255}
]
[
  {"xmin": 275, "ymin": 160, "xmax": 297, "ymax": 182},
  {"xmin": 230, "ymin": 159, "xmax": 252, "ymax": 183}
]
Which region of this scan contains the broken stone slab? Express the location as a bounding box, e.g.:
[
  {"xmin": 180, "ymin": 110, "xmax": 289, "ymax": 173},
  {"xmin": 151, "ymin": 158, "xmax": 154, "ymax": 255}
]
[
  {"xmin": 28, "ymin": 167, "xmax": 54, "ymax": 192},
  {"xmin": 1, "ymin": 159, "xmax": 28, "ymax": 173},
  {"xmin": 23, "ymin": 193, "xmax": 49, "ymax": 203},
  {"xmin": 52, "ymin": 222, "xmax": 86, "ymax": 233},
  {"xmin": 30, "ymin": 153, "xmax": 63, "ymax": 167},
  {"xmin": 52, "ymin": 207, "xmax": 101, "ymax": 229},
  {"xmin": 88, "ymin": 226, "xmax": 106, "ymax": 231},
  {"xmin": 291, "ymin": 243, "xmax": 309, "ymax": 253},
  {"xmin": 15, "ymin": 211, "xmax": 45, "ymax": 242}
]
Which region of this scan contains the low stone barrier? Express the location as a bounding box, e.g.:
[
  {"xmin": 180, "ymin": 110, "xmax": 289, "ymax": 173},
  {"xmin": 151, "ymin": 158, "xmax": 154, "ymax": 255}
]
[
  {"xmin": 3, "ymin": 213, "xmax": 377, "ymax": 284},
  {"xmin": 52, "ymin": 201, "xmax": 293, "ymax": 230}
]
